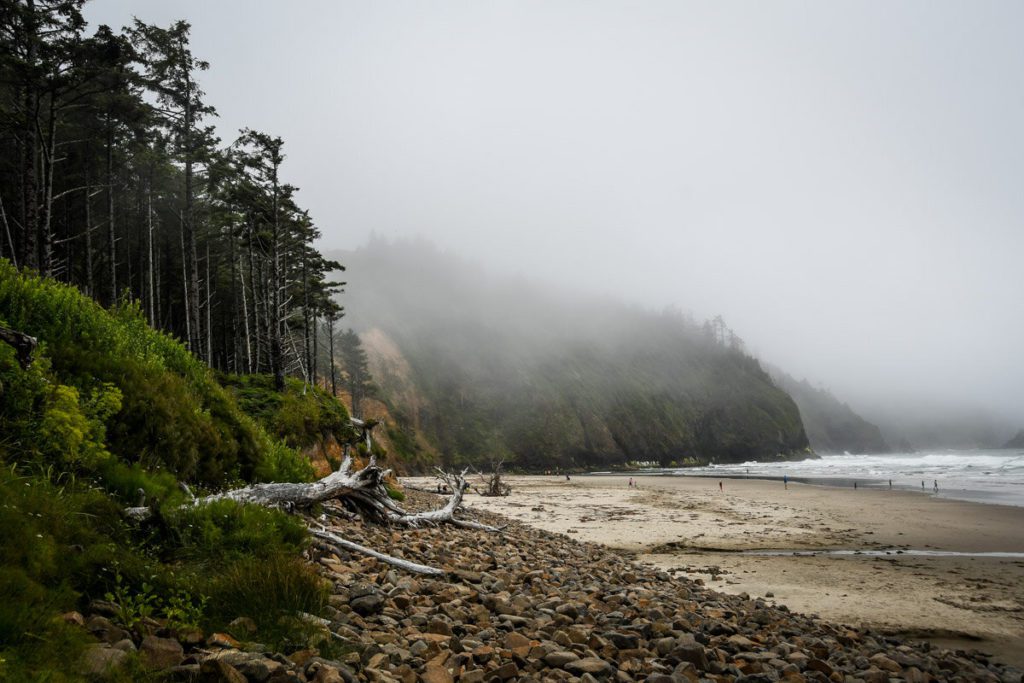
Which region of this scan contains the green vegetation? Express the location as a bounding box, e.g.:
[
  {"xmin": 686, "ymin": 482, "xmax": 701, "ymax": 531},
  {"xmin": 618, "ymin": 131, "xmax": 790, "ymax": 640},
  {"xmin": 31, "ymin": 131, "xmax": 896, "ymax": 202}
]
[
  {"xmin": 339, "ymin": 241, "xmax": 811, "ymax": 470},
  {"xmin": 219, "ymin": 372, "xmax": 354, "ymax": 451},
  {"xmin": 0, "ymin": 262, "xmax": 340, "ymax": 679}
]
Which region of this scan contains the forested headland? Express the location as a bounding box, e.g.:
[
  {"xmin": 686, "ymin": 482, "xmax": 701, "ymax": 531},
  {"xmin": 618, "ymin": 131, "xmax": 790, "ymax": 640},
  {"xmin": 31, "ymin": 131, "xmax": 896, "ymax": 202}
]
[{"xmin": 334, "ymin": 240, "xmax": 812, "ymax": 470}]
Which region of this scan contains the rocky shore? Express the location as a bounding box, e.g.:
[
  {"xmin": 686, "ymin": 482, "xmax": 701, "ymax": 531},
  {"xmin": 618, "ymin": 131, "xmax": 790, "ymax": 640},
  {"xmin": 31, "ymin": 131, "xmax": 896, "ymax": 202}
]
[{"xmin": 73, "ymin": 490, "xmax": 1021, "ymax": 682}]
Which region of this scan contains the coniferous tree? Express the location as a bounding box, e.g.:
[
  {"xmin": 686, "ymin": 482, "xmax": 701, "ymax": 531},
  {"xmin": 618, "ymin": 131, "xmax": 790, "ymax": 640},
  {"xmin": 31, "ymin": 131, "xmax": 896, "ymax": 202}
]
[
  {"xmin": 1, "ymin": 3, "xmax": 346, "ymax": 390},
  {"xmin": 337, "ymin": 329, "xmax": 373, "ymax": 419}
]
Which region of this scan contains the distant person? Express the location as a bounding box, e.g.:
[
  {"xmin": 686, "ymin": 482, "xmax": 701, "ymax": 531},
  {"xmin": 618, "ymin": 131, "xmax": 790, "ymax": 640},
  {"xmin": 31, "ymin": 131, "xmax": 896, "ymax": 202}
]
[
  {"xmin": 889, "ymin": 479, "xmax": 892, "ymax": 489},
  {"xmin": 934, "ymin": 480, "xmax": 939, "ymax": 493},
  {"xmin": 566, "ymin": 474, "xmax": 570, "ymax": 481},
  {"xmin": 719, "ymin": 481, "xmax": 723, "ymax": 492},
  {"xmin": 854, "ymin": 481, "xmax": 857, "ymax": 490},
  {"xmin": 784, "ymin": 474, "xmax": 788, "ymax": 490},
  {"xmin": 629, "ymin": 477, "xmax": 633, "ymax": 488},
  {"xmin": 922, "ymin": 481, "xmax": 925, "ymax": 490}
]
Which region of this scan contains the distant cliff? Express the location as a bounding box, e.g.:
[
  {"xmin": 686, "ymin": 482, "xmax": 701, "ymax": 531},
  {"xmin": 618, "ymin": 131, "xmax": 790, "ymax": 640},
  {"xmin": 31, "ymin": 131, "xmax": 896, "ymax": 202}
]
[
  {"xmin": 1004, "ymin": 430, "xmax": 1024, "ymax": 449},
  {"xmin": 332, "ymin": 240, "xmax": 811, "ymax": 470},
  {"xmin": 769, "ymin": 368, "xmax": 890, "ymax": 454}
]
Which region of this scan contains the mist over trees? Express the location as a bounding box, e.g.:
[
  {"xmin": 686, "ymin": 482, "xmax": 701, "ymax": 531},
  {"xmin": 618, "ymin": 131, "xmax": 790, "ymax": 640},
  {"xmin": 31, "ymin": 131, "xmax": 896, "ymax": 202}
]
[
  {"xmin": 767, "ymin": 367, "xmax": 890, "ymax": 455},
  {"xmin": 0, "ymin": 1, "xmax": 343, "ymax": 388},
  {"xmin": 333, "ymin": 239, "xmax": 810, "ymax": 469}
]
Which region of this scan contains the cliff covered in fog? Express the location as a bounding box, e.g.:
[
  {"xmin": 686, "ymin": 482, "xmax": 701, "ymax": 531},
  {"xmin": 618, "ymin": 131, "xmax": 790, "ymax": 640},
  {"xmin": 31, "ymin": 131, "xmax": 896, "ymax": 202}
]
[
  {"xmin": 768, "ymin": 369, "xmax": 890, "ymax": 454},
  {"xmin": 331, "ymin": 240, "xmax": 811, "ymax": 469}
]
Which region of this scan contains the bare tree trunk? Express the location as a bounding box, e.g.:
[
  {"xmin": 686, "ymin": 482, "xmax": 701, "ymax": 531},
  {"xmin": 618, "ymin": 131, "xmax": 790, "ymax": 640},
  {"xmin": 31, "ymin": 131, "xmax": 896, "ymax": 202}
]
[
  {"xmin": 328, "ymin": 315, "xmax": 337, "ymax": 396},
  {"xmin": 146, "ymin": 173, "xmax": 155, "ymax": 325},
  {"xmin": 302, "ymin": 253, "xmax": 312, "ymax": 382},
  {"xmin": 106, "ymin": 119, "xmax": 117, "ymax": 305},
  {"xmin": 84, "ymin": 174, "xmax": 94, "ymax": 296},
  {"xmin": 40, "ymin": 99, "xmax": 57, "ymax": 277},
  {"xmin": 239, "ymin": 253, "xmax": 252, "ymax": 373},
  {"xmin": 180, "ymin": 218, "xmax": 190, "ymax": 345},
  {"xmin": 20, "ymin": 2, "xmax": 39, "ymax": 270},
  {"xmin": 1, "ymin": 191, "xmax": 18, "ymax": 268},
  {"xmin": 312, "ymin": 313, "xmax": 319, "ymax": 387},
  {"xmin": 269, "ymin": 169, "xmax": 283, "ymax": 390},
  {"xmin": 205, "ymin": 242, "xmax": 212, "ymax": 363}
]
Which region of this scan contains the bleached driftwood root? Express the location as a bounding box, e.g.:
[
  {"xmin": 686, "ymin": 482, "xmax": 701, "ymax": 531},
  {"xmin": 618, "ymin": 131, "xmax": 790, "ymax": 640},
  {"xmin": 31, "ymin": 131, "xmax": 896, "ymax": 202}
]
[
  {"xmin": 472, "ymin": 459, "xmax": 512, "ymax": 497},
  {"xmin": 311, "ymin": 526, "xmax": 444, "ymax": 577},
  {"xmin": 125, "ymin": 457, "xmax": 500, "ymax": 574}
]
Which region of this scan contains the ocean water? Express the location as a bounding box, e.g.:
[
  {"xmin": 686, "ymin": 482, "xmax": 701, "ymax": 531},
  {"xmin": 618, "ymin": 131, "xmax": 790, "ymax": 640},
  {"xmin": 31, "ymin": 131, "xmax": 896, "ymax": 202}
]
[{"xmin": 657, "ymin": 450, "xmax": 1024, "ymax": 508}]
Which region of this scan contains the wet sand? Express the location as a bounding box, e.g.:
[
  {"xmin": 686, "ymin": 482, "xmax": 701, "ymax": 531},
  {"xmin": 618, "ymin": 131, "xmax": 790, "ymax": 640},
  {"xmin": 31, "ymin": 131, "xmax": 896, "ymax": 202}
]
[{"xmin": 449, "ymin": 474, "xmax": 1024, "ymax": 667}]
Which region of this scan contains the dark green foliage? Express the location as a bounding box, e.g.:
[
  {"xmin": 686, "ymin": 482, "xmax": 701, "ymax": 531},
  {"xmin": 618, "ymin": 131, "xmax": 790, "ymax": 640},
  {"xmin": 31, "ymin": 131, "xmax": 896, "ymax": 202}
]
[
  {"xmin": 164, "ymin": 499, "xmax": 308, "ymax": 566},
  {"xmin": 0, "ymin": 467, "xmax": 126, "ymax": 680},
  {"xmin": 202, "ymin": 554, "xmax": 329, "ymax": 650},
  {"xmin": 0, "ymin": 260, "xmax": 310, "ymax": 485},
  {"xmin": 219, "ymin": 372, "xmax": 353, "ymax": 450},
  {"xmin": 0, "ymin": 263, "xmax": 332, "ymax": 677}
]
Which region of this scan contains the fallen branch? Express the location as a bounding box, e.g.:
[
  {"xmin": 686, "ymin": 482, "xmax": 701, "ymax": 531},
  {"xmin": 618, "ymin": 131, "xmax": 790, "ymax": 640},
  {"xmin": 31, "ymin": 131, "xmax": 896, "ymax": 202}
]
[
  {"xmin": 311, "ymin": 526, "xmax": 444, "ymax": 577},
  {"xmin": 125, "ymin": 457, "xmax": 500, "ymax": 575},
  {"xmin": 472, "ymin": 459, "xmax": 512, "ymax": 497},
  {"xmin": 0, "ymin": 326, "xmax": 37, "ymax": 368}
]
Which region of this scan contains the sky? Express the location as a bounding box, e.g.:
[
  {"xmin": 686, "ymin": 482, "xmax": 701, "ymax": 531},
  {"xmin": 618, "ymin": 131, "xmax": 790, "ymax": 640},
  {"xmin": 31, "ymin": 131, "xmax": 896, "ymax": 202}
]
[{"xmin": 83, "ymin": 1, "xmax": 1024, "ymax": 427}]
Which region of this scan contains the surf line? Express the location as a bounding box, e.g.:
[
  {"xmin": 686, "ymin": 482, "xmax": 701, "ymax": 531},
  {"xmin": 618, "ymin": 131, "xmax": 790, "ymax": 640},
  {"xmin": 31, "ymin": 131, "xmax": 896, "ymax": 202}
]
[{"xmin": 734, "ymin": 549, "xmax": 1024, "ymax": 559}]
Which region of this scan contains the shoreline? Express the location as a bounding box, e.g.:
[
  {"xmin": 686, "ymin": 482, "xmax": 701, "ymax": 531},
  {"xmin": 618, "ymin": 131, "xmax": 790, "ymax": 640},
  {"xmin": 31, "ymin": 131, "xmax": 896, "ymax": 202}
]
[
  {"xmin": 454, "ymin": 474, "xmax": 1024, "ymax": 668},
  {"xmin": 587, "ymin": 471, "xmax": 1024, "ymax": 509}
]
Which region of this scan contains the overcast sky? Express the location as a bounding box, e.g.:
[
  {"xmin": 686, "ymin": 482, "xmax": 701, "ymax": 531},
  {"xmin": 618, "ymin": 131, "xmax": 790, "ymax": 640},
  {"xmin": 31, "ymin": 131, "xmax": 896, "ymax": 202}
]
[{"xmin": 84, "ymin": 1, "xmax": 1024, "ymax": 425}]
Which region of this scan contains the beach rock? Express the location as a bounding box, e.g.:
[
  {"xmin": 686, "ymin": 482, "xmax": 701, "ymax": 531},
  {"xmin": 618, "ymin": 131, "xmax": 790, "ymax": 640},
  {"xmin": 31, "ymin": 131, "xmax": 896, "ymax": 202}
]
[
  {"xmin": 421, "ymin": 661, "xmax": 453, "ymax": 683},
  {"xmin": 565, "ymin": 657, "xmax": 614, "ymax": 676},
  {"xmin": 545, "ymin": 651, "xmax": 581, "ymax": 667},
  {"xmin": 869, "ymin": 652, "xmax": 902, "ymax": 673},
  {"xmin": 351, "ymin": 592, "xmax": 385, "ymax": 616},
  {"xmin": 208, "ymin": 632, "xmax": 241, "ymax": 648},
  {"xmin": 85, "ymin": 615, "xmax": 128, "ymax": 644},
  {"xmin": 62, "ymin": 610, "xmax": 85, "ymax": 626},
  {"xmin": 200, "ymin": 659, "xmax": 247, "ymax": 683},
  {"xmin": 140, "ymin": 635, "xmax": 184, "ymax": 669}
]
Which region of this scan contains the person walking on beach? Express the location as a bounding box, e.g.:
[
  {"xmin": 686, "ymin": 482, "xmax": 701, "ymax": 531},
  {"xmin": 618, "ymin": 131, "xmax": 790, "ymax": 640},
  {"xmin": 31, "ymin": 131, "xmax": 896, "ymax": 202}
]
[
  {"xmin": 854, "ymin": 481, "xmax": 857, "ymax": 490},
  {"xmin": 934, "ymin": 480, "xmax": 939, "ymax": 493},
  {"xmin": 718, "ymin": 481, "xmax": 723, "ymax": 492},
  {"xmin": 784, "ymin": 474, "xmax": 788, "ymax": 490},
  {"xmin": 889, "ymin": 479, "xmax": 892, "ymax": 489}
]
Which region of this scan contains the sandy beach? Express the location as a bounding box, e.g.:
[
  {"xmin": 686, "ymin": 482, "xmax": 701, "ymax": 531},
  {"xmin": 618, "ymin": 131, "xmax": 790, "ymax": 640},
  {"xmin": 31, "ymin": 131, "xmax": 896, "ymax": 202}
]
[{"xmin": 449, "ymin": 474, "xmax": 1024, "ymax": 668}]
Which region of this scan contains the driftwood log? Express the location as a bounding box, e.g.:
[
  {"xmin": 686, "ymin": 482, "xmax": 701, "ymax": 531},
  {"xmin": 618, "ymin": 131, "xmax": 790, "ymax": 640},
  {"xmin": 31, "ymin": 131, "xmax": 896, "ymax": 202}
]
[
  {"xmin": 126, "ymin": 457, "xmax": 500, "ymax": 575},
  {"xmin": 473, "ymin": 459, "xmax": 512, "ymax": 497},
  {"xmin": 0, "ymin": 326, "xmax": 37, "ymax": 368}
]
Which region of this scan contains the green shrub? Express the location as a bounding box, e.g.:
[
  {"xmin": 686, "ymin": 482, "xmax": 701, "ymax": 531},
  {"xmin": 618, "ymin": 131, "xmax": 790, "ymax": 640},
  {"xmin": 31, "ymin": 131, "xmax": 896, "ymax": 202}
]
[
  {"xmin": 252, "ymin": 437, "xmax": 315, "ymax": 483},
  {"xmin": 385, "ymin": 481, "xmax": 405, "ymax": 501},
  {"xmin": 0, "ymin": 261, "xmax": 277, "ymax": 485},
  {"xmin": 202, "ymin": 553, "xmax": 328, "ymax": 650},
  {"xmin": 165, "ymin": 499, "xmax": 308, "ymax": 566},
  {"xmin": 219, "ymin": 373, "xmax": 353, "ymax": 450}
]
